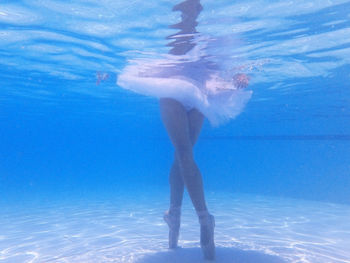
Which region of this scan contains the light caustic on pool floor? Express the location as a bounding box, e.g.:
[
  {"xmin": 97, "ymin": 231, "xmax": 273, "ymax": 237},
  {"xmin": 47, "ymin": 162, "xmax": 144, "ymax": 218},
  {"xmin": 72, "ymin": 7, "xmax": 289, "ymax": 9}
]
[{"xmin": 1, "ymin": 193, "xmax": 349, "ymax": 263}]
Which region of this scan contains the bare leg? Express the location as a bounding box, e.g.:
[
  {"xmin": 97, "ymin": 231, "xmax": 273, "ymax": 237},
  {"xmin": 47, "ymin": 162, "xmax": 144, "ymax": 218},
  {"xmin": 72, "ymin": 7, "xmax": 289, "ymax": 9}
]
[
  {"xmin": 160, "ymin": 98, "xmax": 215, "ymax": 260},
  {"xmin": 169, "ymin": 155, "xmax": 184, "ymax": 209},
  {"xmin": 169, "ymin": 107, "xmax": 204, "ymax": 209},
  {"xmin": 160, "ymin": 98, "xmax": 207, "ymax": 212},
  {"xmin": 164, "ymin": 104, "xmax": 205, "ymax": 249}
]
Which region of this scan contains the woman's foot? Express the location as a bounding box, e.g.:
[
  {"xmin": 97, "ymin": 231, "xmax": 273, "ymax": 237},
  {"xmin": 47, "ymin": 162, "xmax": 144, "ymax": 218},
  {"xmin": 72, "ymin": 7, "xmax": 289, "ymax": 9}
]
[
  {"xmin": 198, "ymin": 211, "xmax": 215, "ymax": 261},
  {"xmin": 163, "ymin": 207, "xmax": 181, "ymax": 249}
]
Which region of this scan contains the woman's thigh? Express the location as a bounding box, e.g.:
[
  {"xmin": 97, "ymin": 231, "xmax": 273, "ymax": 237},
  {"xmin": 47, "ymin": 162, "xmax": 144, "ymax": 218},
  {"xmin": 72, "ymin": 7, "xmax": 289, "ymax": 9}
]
[
  {"xmin": 187, "ymin": 108, "xmax": 204, "ymax": 145},
  {"xmin": 159, "ymin": 98, "xmax": 192, "ymax": 151}
]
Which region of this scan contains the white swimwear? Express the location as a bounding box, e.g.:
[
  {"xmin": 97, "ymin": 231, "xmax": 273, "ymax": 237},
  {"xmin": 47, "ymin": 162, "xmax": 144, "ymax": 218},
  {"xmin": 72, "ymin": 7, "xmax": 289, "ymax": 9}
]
[{"xmin": 117, "ymin": 56, "xmax": 252, "ymax": 126}]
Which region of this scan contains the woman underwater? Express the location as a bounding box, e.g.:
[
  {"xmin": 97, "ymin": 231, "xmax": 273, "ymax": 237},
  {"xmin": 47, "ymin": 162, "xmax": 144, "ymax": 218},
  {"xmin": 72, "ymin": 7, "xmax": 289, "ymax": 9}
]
[{"xmin": 118, "ymin": 0, "xmax": 251, "ymax": 260}]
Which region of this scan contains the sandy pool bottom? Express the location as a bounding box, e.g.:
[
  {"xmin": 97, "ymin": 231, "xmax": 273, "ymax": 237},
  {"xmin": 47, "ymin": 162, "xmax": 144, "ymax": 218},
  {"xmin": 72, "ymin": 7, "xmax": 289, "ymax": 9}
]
[{"xmin": 1, "ymin": 192, "xmax": 349, "ymax": 263}]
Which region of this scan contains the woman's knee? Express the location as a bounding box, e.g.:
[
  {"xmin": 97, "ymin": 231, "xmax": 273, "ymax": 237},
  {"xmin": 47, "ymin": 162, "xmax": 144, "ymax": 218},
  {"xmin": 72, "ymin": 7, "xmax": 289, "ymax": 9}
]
[{"xmin": 175, "ymin": 144, "xmax": 193, "ymax": 162}]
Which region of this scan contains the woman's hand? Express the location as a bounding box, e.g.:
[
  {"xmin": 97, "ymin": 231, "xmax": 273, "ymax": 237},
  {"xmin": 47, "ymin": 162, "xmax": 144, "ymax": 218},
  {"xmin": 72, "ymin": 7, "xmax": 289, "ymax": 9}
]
[{"xmin": 233, "ymin": 73, "xmax": 249, "ymax": 89}]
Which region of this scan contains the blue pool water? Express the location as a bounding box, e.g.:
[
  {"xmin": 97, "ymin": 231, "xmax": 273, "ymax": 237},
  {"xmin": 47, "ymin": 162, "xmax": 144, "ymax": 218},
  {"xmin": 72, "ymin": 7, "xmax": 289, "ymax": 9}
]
[{"xmin": 1, "ymin": 0, "xmax": 350, "ymax": 262}]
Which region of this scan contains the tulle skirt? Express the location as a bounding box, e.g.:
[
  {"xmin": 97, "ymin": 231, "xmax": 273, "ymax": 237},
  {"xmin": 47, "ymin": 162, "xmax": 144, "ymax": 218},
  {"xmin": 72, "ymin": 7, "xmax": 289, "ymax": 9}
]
[{"xmin": 117, "ymin": 60, "xmax": 252, "ymax": 126}]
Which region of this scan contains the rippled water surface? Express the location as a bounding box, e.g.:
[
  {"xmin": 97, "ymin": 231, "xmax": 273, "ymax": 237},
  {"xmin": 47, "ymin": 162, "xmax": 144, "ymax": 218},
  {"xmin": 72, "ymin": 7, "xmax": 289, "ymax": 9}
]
[{"xmin": 1, "ymin": 0, "xmax": 350, "ymax": 124}]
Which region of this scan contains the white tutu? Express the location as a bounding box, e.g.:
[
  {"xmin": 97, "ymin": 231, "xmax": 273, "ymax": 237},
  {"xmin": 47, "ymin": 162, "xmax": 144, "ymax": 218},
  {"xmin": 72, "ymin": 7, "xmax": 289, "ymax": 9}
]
[{"xmin": 117, "ymin": 58, "xmax": 252, "ymax": 126}]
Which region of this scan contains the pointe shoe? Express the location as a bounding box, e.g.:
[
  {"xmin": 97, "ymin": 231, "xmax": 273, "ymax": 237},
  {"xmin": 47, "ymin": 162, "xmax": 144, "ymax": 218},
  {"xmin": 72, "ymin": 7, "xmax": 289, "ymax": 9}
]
[
  {"xmin": 198, "ymin": 212, "xmax": 215, "ymax": 261},
  {"xmin": 163, "ymin": 209, "xmax": 181, "ymax": 249}
]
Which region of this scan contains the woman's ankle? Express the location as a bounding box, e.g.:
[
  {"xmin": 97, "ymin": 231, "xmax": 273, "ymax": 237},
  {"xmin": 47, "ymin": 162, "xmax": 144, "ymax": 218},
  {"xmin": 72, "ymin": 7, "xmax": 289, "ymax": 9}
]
[
  {"xmin": 196, "ymin": 209, "xmax": 213, "ymax": 225},
  {"xmin": 168, "ymin": 205, "xmax": 181, "ymax": 216}
]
